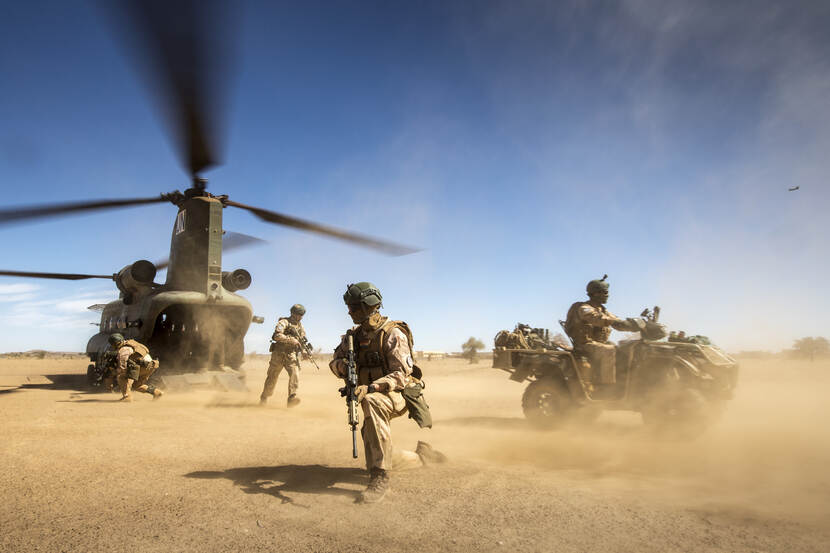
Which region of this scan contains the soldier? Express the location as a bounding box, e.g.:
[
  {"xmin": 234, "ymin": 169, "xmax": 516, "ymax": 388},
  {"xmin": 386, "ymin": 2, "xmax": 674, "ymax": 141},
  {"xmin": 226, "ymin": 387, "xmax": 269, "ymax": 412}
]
[
  {"xmin": 260, "ymin": 304, "xmax": 308, "ymax": 407},
  {"xmin": 329, "ymin": 282, "xmax": 446, "ymax": 504},
  {"xmin": 564, "ymin": 275, "xmax": 637, "ymax": 389},
  {"xmin": 108, "ymin": 333, "xmax": 163, "ymax": 402}
]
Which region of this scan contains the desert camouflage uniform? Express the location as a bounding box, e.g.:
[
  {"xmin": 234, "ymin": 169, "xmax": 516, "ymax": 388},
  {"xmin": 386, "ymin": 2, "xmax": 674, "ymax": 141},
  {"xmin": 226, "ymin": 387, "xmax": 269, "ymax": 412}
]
[
  {"xmin": 115, "ymin": 339, "xmax": 159, "ymax": 394},
  {"xmin": 565, "ymin": 301, "xmax": 629, "ymax": 384},
  {"xmin": 330, "ymin": 317, "xmax": 421, "ymax": 471},
  {"xmin": 261, "ymin": 317, "xmax": 304, "ymax": 400}
]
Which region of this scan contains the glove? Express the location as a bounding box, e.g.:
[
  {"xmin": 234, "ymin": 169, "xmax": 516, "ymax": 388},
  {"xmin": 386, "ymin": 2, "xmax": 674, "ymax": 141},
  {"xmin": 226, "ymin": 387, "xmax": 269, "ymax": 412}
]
[{"xmin": 354, "ymin": 385, "xmax": 369, "ymax": 403}]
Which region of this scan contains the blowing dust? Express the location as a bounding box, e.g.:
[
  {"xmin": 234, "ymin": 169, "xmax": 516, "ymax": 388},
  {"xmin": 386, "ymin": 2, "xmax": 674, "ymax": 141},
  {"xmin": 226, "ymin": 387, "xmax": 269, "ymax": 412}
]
[{"xmin": 427, "ymin": 357, "xmax": 830, "ymax": 526}]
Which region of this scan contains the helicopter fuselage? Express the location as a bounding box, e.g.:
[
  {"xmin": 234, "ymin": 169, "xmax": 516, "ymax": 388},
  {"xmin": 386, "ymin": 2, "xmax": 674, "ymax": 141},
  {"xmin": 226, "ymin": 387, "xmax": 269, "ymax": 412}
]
[{"xmin": 86, "ymin": 192, "xmax": 254, "ymax": 372}]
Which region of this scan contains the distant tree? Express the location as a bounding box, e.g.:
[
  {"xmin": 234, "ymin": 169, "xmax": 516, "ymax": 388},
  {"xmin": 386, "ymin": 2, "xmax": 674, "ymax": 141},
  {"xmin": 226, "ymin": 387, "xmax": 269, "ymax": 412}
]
[
  {"xmin": 792, "ymin": 337, "xmax": 830, "ymax": 362},
  {"xmin": 461, "ymin": 337, "xmax": 486, "ymax": 364}
]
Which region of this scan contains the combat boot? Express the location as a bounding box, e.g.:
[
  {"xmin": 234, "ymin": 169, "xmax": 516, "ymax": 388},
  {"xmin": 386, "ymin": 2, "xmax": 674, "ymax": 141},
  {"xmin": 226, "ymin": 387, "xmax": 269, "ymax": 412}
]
[
  {"xmin": 286, "ymin": 394, "xmax": 301, "ymax": 408},
  {"xmin": 416, "ymin": 441, "xmax": 448, "ymax": 465},
  {"xmin": 358, "ymin": 468, "xmax": 389, "ymax": 504},
  {"xmin": 152, "ymin": 388, "xmax": 164, "ymax": 400},
  {"xmin": 119, "ymin": 378, "xmax": 135, "ymax": 402}
]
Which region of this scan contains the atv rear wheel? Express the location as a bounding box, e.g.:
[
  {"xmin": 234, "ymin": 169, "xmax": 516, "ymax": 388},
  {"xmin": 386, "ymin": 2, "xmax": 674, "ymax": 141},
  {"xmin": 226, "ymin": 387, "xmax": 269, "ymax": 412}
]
[{"xmin": 521, "ymin": 379, "xmax": 579, "ymax": 429}]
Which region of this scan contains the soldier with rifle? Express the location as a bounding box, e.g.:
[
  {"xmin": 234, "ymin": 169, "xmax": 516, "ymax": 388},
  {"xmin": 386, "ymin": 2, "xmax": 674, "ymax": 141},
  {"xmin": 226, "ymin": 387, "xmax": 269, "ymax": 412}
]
[
  {"xmin": 260, "ymin": 304, "xmax": 309, "ymax": 407},
  {"xmin": 330, "ymin": 282, "xmax": 446, "ymax": 504}
]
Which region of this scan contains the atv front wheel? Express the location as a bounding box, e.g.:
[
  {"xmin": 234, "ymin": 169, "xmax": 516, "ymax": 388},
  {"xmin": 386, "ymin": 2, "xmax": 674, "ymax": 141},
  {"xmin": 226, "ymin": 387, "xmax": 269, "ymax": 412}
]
[
  {"xmin": 641, "ymin": 388, "xmax": 711, "ymax": 439},
  {"xmin": 521, "ymin": 379, "xmax": 576, "ymax": 430}
]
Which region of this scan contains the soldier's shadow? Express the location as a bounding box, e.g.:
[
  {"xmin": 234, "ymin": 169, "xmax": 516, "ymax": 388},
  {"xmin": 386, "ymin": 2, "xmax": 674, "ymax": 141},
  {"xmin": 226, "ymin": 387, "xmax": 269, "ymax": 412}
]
[
  {"xmin": 0, "ymin": 374, "xmax": 98, "ymax": 397},
  {"xmin": 185, "ymin": 464, "xmax": 366, "ymax": 507}
]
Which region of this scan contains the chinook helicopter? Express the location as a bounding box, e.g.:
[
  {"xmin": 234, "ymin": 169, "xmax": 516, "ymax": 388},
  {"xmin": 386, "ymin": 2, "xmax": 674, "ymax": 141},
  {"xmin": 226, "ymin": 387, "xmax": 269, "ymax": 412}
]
[{"xmin": 0, "ymin": 1, "xmax": 417, "ymax": 386}]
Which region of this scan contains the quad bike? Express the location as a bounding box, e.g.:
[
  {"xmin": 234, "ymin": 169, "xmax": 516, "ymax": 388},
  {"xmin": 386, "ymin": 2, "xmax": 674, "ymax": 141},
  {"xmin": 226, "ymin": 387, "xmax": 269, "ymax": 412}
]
[{"xmin": 492, "ymin": 307, "xmax": 739, "ymax": 437}]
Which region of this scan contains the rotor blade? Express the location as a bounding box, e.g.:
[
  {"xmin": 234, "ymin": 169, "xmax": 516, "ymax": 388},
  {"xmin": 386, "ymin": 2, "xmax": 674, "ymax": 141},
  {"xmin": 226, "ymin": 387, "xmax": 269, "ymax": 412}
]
[
  {"xmin": 0, "ymin": 196, "xmax": 168, "ymax": 226},
  {"xmin": 224, "ymin": 200, "xmax": 422, "ymax": 256},
  {"xmin": 102, "ymin": 0, "xmax": 238, "ymax": 176},
  {"xmin": 154, "ymin": 231, "xmax": 267, "ymax": 270},
  {"xmin": 221, "ymin": 231, "xmax": 268, "ymax": 253},
  {"xmin": 0, "ymin": 270, "xmax": 113, "ymax": 281}
]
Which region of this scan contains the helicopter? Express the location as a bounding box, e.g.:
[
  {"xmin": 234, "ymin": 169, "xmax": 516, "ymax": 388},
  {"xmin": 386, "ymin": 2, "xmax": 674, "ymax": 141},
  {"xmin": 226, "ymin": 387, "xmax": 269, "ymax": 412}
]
[{"xmin": 0, "ymin": 1, "xmax": 418, "ymax": 387}]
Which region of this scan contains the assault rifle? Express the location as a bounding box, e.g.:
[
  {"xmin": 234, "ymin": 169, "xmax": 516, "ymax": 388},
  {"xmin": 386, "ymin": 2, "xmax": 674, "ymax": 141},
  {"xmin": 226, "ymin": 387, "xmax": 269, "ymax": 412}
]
[
  {"xmin": 338, "ymin": 331, "xmax": 359, "ymax": 459},
  {"xmin": 285, "ymin": 326, "xmax": 319, "ymax": 371}
]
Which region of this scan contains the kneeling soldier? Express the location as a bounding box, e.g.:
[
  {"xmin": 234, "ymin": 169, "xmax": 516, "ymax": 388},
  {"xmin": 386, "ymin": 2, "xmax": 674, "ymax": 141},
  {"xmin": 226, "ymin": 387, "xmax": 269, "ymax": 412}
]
[
  {"xmin": 108, "ymin": 333, "xmax": 163, "ymax": 402},
  {"xmin": 330, "ymin": 282, "xmax": 446, "ymax": 504}
]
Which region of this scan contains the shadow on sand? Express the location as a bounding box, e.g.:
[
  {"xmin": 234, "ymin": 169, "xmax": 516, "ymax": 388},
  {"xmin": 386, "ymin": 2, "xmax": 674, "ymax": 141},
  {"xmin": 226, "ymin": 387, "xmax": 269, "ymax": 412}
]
[
  {"xmin": 0, "ymin": 374, "xmax": 97, "ymax": 397},
  {"xmin": 185, "ymin": 464, "xmax": 366, "ymax": 507}
]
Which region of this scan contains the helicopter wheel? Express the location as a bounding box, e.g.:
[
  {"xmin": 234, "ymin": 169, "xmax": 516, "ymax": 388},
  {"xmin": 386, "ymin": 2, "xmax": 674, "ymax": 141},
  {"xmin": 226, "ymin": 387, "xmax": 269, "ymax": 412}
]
[{"xmin": 86, "ymin": 364, "xmax": 103, "ymax": 389}]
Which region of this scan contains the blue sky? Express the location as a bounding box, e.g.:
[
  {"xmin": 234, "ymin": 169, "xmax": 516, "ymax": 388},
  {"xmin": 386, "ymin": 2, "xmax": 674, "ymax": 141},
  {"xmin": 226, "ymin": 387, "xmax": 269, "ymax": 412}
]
[{"xmin": 1, "ymin": 0, "xmax": 828, "ymax": 354}]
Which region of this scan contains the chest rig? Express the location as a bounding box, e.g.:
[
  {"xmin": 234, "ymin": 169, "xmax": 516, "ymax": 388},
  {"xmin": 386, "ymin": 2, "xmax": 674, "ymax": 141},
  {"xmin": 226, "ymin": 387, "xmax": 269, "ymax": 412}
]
[
  {"xmin": 566, "ymin": 302, "xmax": 612, "ymax": 345},
  {"xmin": 121, "ymin": 339, "xmax": 151, "ymax": 370},
  {"xmin": 273, "ymin": 317, "xmax": 304, "ymax": 351},
  {"xmin": 123, "ymin": 339, "xmax": 149, "ymax": 358},
  {"xmin": 354, "ymin": 318, "xmax": 413, "ymax": 386}
]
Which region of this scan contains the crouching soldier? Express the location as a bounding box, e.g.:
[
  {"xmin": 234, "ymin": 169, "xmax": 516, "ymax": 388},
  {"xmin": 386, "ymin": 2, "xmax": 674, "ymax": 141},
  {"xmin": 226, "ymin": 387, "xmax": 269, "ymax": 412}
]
[
  {"xmin": 330, "ymin": 282, "xmax": 446, "ymax": 504},
  {"xmin": 107, "ymin": 333, "xmax": 163, "ymax": 402}
]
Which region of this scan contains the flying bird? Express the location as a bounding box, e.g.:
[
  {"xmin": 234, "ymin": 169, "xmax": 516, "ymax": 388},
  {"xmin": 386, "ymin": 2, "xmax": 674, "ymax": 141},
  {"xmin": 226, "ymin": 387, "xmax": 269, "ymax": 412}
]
[{"xmin": 788, "ymin": 186, "xmax": 800, "ymax": 191}]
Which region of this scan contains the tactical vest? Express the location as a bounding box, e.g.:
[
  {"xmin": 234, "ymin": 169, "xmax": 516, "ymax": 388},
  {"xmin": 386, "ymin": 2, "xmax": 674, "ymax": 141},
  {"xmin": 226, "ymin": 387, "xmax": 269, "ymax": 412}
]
[
  {"xmin": 354, "ymin": 318, "xmax": 414, "ymax": 386},
  {"xmin": 277, "ymin": 317, "xmax": 305, "ymax": 336},
  {"xmin": 273, "ymin": 317, "xmax": 304, "ymax": 353},
  {"xmin": 123, "ymin": 339, "xmax": 150, "ymax": 358},
  {"xmin": 118, "ymin": 339, "xmax": 152, "ymax": 371},
  {"xmin": 565, "ymin": 302, "xmax": 612, "ymax": 345}
]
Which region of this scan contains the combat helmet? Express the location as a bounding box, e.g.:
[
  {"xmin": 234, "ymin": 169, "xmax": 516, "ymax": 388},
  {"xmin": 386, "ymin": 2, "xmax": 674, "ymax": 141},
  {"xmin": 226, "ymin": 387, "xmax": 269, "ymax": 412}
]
[
  {"xmin": 343, "ymin": 282, "xmax": 383, "ymax": 307},
  {"xmin": 108, "ymin": 333, "xmax": 125, "ymax": 347},
  {"xmin": 290, "ymin": 304, "xmax": 306, "ymax": 316},
  {"xmin": 586, "ymin": 274, "xmax": 609, "ymax": 295}
]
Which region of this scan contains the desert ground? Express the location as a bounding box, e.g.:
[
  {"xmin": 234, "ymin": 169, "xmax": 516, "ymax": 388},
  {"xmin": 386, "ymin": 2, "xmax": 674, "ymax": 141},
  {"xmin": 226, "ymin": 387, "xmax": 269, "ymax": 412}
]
[{"xmin": 1, "ymin": 354, "xmax": 828, "ymax": 553}]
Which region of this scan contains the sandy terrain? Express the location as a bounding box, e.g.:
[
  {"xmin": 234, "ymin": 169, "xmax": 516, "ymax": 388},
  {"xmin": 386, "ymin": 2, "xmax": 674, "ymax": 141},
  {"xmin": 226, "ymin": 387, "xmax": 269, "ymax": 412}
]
[{"xmin": 1, "ymin": 355, "xmax": 828, "ymax": 553}]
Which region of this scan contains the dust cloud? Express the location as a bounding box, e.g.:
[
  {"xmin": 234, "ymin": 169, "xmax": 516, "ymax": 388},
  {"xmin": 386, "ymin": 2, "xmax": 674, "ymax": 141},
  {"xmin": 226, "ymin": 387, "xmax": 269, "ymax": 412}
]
[
  {"xmin": 430, "ymin": 356, "xmax": 830, "ymax": 526},
  {"xmin": 1, "ymin": 354, "xmax": 828, "ymax": 552}
]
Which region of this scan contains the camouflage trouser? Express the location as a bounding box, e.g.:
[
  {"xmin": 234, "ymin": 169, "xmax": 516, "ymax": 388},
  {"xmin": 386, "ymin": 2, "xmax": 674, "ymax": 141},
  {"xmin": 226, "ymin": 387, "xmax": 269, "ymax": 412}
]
[
  {"xmin": 580, "ymin": 342, "xmax": 617, "ymax": 384},
  {"xmin": 261, "ymin": 351, "xmax": 299, "ymax": 399},
  {"xmin": 361, "ymin": 391, "xmax": 421, "ymax": 471},
  {"xmin": 117, "ymin": 363, "xmax": 157, "ymax": 394}
]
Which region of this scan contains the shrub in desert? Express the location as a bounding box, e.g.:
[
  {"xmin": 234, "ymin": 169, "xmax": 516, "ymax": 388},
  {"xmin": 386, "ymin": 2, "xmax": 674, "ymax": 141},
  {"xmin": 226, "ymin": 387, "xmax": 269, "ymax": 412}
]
[
  {"xmin": 461, "ymin": 337, "xmax": 486, "ymax": 364},
  {"xmin": 792, "ymin": 336, "xmax": 830, "ymax": 362}
]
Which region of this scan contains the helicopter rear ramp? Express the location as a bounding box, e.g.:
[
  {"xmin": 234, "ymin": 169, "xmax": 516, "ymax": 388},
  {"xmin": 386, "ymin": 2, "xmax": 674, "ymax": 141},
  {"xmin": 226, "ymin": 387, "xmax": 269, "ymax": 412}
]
[{"xmin": 160, "ymin": 371, "xmax": 247, "ymax": 393}]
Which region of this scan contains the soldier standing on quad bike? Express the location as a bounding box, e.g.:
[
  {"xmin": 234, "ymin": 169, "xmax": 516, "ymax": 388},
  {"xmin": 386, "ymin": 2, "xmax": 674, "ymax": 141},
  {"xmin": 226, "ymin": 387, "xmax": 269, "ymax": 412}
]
[{"xmin": 564, "ymin": 275, "xmax": 638, "ymax": 391}]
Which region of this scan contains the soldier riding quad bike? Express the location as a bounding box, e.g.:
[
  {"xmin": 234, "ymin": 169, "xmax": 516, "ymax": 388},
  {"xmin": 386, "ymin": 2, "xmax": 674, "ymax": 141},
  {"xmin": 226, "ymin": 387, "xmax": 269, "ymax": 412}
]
[{"xmin": 492, "ymin": 308, "xmax": 739, "ymax": 437}]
